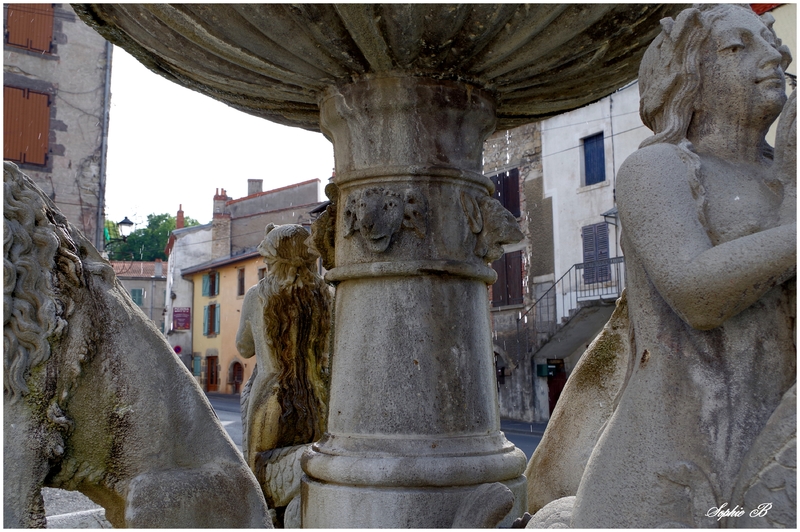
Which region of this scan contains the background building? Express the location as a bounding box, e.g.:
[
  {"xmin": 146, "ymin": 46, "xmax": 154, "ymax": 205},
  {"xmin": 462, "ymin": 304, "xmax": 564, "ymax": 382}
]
[
  {"xmin": 488, "ymin": 3, "xmax": 796, "ymax": 423},
  {"xmin": 167, "ymin": 178, "xmax": 326, "ymax": 392},
  {"xmin": 164, "ymin": 207, "xmax": 213, "ymax": 370},
  {"xmin": 4, "ymin": 3, "xmax": 112, "ymax": 248},
  {"xmin": 110, "ymin": 259, "xmax": 167, "ymax": 332}
]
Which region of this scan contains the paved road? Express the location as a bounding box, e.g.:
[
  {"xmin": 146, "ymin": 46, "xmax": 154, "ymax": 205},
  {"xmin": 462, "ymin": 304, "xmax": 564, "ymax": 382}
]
[{"xmin": 42, "ymin": 393, "xmax": 546, "ymax": 527}]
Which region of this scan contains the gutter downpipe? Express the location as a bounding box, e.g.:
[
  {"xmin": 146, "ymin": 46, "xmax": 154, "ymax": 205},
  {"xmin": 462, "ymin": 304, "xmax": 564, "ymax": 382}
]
[{"xmin": 97, "ymin": 41, "xmax": 113, "ymax": 250}]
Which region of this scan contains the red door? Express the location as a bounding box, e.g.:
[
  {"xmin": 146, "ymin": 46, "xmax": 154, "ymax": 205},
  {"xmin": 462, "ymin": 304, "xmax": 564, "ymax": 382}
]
[{"xmin": 207, "ymin": 356, "xmax": 219, "ymax": 392}]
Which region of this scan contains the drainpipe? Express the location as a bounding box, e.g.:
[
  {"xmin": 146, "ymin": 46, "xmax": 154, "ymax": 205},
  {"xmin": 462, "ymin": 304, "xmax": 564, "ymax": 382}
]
[
  {"xmin": 608, "ymin": 90, "xmax": 619, "ymax": 258},
  {"xmin": 97, "ymin": 41, "xmax": 113, "ymax": 250}
]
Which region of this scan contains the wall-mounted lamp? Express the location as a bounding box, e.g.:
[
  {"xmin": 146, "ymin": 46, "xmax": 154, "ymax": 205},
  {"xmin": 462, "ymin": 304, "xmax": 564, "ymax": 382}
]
[
  {"xmin": 602, "ymin": 207, "xmax": 618, "ymax": 227},
  {"xmin": 117, "ymin": 216, "xmax": 134, "ymax": 241}
]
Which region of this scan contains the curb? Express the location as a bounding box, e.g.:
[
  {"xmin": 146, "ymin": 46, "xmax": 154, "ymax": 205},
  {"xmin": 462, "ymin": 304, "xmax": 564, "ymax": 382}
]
[{"xmin": 46, "ymin": 509, "xmax": 111, "ymax": 529}]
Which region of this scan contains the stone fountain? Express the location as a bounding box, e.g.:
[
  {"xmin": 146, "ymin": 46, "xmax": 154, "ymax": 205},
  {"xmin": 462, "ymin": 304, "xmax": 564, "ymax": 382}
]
[{"xmin": 73, "ymin": 4, "xmax": 684, "ymax": 527}]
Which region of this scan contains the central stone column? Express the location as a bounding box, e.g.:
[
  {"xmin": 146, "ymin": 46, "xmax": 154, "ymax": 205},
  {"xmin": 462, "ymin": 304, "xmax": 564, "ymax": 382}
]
[{"xmin": 302, "ymin": 75, "xmax": 527, "ymax": 528}]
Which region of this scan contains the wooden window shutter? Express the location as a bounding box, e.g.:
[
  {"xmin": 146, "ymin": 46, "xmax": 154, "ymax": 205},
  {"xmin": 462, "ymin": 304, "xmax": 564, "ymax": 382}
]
[
  {"xmin": 214, "ymin": 304, "xmax": 221, "ymax": 334},
  {"xmin": 583, "ymin": 133, "xmax": 606, "ymax": 186},
  {"xmin": 202, "ymin": 274, "xmax": 210, "ymax": 296},
  {"xmin": 6, "ymin": 4, "xmax": 54, "ymax": 53},
  {"xmin": 4, "ymin": 86, "xmax": 50, "ymax": 165},
  {"xmin": 582, "ymin": 225, "xmax": 597, "ymax": 284},
  {"xmin": 491, "ymin": 255, "xmax": 508, "ymax": 307},
  {"xmin": 505, "ymin": 169, "xmax": 520, "ymax": 217},
  {"xmin": 596, "ymin": 222, "xmax": 610, "ymax": 282},
  {"xmin": 203, "ymin": 305, "xmax": 209, "ymax": 335},
  {"xmin": 582, "ymin": 223, "xmax": 611, "ymax": 283},
  {"xmin": 506, "ymin": 250, "xmax": 523, "ymax": 305},
  {"xmin": 489, "ymin": 169, "xmax": 520, "ymax": 217}
]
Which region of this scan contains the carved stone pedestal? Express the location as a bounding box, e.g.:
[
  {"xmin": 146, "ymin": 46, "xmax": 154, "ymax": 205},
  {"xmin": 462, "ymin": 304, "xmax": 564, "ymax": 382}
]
[{"xmin": 302, "ymin": 76, "xmax": 527, "ymax": 528}]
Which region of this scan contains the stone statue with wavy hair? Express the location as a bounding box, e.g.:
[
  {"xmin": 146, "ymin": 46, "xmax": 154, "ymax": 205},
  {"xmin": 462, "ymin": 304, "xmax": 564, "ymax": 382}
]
[
  {"xmin": 527, "ymin": 5, "xmax": 795, "ymax": 528},
  {"xmin": 3, "ymin": 162, "xmax": 271, "ymax": 528},
  {"xmin": 237, "ymin": 223, "xmax": 332, "ymax": 527}
]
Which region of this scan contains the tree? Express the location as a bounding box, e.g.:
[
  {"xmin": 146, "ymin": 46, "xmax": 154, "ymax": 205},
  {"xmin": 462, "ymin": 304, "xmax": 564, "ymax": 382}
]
[{"xmin": 106, "ymin": 213, "xmax": 199, "ymax": 261}]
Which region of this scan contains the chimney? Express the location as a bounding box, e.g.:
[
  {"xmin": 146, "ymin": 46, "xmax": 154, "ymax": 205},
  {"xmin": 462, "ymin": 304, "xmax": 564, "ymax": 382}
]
[
  {"xmin": 176, "ymin": 204, "xmax": 184, "ymax": 229},
  {"xmin": 212, "ymin": 188, "xmax": 232, "ymax": 259},
  {"xmin": 155, "ymin": 258, "xmax": 163, "ymax": 277},
  {"xmin": 213, "ymin": 188, "xmax": 231, "ymax": 219},
  {"xmin": 248, "ymin": 179, "xmax": 263, "ymax": 196}
]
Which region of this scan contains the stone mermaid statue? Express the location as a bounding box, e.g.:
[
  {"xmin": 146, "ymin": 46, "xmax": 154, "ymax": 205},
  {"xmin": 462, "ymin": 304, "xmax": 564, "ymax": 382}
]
[
  {"xmin": 526, "ymin": 4, "xmax": 796, "ymax": 528},
  {"xmin": 237, "ymin": 223, "xmax": 332, "ymax": 527}
]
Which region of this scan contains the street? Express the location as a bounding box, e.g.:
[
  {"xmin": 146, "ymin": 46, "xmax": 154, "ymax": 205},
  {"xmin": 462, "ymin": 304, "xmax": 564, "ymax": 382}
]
[{"xmin": 42, "ymin": 393, "xmax": 545, "ymax": 527}]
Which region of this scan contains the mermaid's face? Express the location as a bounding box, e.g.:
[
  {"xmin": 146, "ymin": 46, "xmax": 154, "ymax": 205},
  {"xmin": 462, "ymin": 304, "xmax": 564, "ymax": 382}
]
[{"xmin": 696, "ymin": 9, "xmax": 786, "ymax": 126}]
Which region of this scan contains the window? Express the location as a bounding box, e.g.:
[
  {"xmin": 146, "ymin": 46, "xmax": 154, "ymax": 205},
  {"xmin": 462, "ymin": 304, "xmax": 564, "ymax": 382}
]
[
  {"xmin": 4, "ymin": 86, "xmax": 50, "ymax": 165},
  {"xmin": 130, "ymin": 288, "xmax": 144, "ymax": 306},
  {"xmin": 202, "ymin": 271, "xmax": 219, "ymax": 296},
  {"xmin": 258, "ymin": 267, "xmax": 266, "ymax": 281},
  {"xmin": 491, "ymin": 250, "xmax": 523, "ymax": 307},
  {"xmin": 582, "ymin": 223, "xmax": 610, "ymax": 284},
  {"xmin": 237, "ymin": 268, "xmax": 245, "ymax": 296},
  {"xmin": 5, "ymin": 4, "xmax": 54, "ymax": 53},
  {"xmin": 203, "ymin": 303, "xmax": 220, "ymax": 336},
  {"xmin": 582, "ymin": 133, "xmax": 606, "ymax": 187},
  {"xmin": 490, "ymin": 168, "xmax": 520, "ymax": 217}
]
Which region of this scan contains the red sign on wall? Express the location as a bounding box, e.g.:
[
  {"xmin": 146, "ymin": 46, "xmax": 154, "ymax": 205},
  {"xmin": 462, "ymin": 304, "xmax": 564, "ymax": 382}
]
[{"xmin": 173, "ymin": 307, "xmax": 191, "ymax": 330}]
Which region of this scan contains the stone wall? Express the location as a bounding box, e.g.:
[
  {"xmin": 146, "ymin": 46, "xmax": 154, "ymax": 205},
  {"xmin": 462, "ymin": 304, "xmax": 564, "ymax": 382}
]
[
  {"xmin": 3, "ymin": 4, "xmax": 111, "ymax": 248},
  {"xmin": 483, "ymin": 122, "xmax": 544, "ymax": 423}
]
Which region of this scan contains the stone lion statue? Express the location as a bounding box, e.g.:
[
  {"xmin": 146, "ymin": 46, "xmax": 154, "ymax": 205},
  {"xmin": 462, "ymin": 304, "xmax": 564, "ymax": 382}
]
[
  {"xmin": 237, "ymin": 223, "xmax": 332, "ymax": 527},
  {"xmin": 3, "ymin": 162, "xmax": 271, "ymax": 528}
]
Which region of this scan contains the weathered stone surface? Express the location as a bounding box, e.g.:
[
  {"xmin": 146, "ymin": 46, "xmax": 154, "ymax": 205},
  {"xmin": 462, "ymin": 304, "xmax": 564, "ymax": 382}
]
[
  {"xmin": 525, "ymin": 496, "xmax": 574, "ymax": 529},
  {"xmin": 72, "ymin": 4, "xmax": 684, "ymax": 132},
  {"xmin": 526, "ymin": 5, "xmax": 797, "ymax": 528},
  {"xmin": 3, "ymin": 162, "xmax": 271, "ymax": 528},
  {"xmin": 66, "ymin": 3, "xmax": 696, "ymax": 528},
  {"xmin": 237, "ymin": 223, "xmax": 332, "ymax": 525},
  {"xmin": 300, "ymin": 75, "xmax": 527, "ymax": 527},
  {"xmin": 450, "ymin": 482, "xmax": 515, "ymax": 529},
  {"xmin": 525, "ymin": 291, "xmax": 632, "ymax": 513}
]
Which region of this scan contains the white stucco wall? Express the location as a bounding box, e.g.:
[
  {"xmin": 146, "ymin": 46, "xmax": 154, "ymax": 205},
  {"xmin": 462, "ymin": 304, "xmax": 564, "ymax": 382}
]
[{"xmin": 541, "ymin": 82, "xmax": 651, "ymax": 284}]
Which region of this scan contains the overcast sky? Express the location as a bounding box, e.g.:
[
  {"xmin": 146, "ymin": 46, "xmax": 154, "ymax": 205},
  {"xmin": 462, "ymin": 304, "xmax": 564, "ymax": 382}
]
[{"xmin": 104, "ymin": 46, "xmax": 335, "ymax": 228}]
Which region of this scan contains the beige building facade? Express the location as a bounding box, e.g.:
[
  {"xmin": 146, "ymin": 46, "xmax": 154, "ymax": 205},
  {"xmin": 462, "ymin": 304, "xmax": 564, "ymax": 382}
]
[{"xmin": 175, "ymin": 178, "xmax": 326, "ymax": 393}]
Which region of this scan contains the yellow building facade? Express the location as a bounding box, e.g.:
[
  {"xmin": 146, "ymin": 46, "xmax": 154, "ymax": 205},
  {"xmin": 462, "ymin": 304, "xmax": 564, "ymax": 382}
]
[{"xmin": 184, "ymin": 252, "xmax": 268, "ymax": 394}]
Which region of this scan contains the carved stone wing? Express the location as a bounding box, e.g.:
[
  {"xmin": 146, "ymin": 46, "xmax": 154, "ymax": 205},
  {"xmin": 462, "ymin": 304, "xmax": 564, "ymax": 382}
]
[{"xmin": 727, "ymin": 383, "xmax": 796, "ymax": 528}]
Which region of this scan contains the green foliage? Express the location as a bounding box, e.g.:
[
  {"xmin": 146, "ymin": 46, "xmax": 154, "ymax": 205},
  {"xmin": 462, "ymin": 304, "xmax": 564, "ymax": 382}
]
[{"xmin": 106, "ymin": 213, "xmax": 199, "ymax": 261}]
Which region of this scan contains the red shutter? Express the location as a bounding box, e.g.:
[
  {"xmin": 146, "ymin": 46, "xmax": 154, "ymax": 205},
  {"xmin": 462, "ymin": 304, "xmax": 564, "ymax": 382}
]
[
  {"xmin": 6, "ymin": 4, "xmax": 54, "ymax": 53},
  {"xmin": 3, "ymin": 86, "xmax": 50, "ymax": 165},
  {"xmin": 492, "ymin": 255, "xmax": 508, "ymax": 307},
  {"xmin": 505, "ymin": 169, "xmax": 521, "ymax": 217},
  {"xmin": 506, "ymin": 250, "xmax": 523, "ymax": 305}
]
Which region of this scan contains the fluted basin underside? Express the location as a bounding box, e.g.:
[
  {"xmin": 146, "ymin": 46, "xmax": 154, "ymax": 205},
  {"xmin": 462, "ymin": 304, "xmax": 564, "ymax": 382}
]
[{"xmin": 74, "ymin": 3, "xmax": 683, "ymax": 132}]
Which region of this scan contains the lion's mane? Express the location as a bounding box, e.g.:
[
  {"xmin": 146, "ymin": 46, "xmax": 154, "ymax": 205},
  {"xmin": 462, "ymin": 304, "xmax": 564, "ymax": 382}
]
[{"xmin": 3, "ymin": 162, "xmax": 82, "ymax": 401}]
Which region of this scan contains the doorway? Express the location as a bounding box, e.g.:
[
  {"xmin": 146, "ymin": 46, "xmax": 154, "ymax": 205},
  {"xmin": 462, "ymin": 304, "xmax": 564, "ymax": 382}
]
[
  {"xmin": 206, "ymin": 355, "xmax": 219, "ymax": 392},
  {"xmin": 547, "ymin": 359, "xmax": 566, "ymax": 415},
  {"xmin": 231, "ymin": 361, "xmax": 244, "ymax": 394}
]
